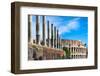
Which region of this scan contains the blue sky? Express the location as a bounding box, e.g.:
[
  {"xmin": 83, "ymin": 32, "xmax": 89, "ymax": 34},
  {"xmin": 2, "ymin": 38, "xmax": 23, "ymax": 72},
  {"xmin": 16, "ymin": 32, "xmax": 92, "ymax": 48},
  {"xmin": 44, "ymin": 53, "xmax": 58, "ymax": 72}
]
[{"xmin": 31, "ymin": 15, "xmax": 88, "ymax": 46}]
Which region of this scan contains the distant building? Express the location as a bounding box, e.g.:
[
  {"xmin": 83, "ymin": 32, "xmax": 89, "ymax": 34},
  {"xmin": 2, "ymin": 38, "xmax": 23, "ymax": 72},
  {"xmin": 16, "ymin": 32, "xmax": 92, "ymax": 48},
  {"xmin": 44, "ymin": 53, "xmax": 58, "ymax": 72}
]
[{"xmin": 61, "ymin": 39, "xmax": 88, "ymax": 59}]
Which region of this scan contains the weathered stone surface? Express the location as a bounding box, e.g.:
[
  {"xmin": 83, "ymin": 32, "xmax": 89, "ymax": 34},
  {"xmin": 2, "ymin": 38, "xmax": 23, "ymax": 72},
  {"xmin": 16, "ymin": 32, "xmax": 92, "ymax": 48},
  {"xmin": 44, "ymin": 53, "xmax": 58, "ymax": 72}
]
[{"xmin": 28, "ymin": 44, "xmax": 64, "ymax": 60}]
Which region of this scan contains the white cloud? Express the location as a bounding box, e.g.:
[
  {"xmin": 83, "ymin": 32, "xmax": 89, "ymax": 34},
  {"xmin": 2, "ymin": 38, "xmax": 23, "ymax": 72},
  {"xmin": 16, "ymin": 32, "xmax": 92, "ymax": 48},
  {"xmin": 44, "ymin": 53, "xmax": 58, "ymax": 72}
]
[
  {"xmin": 59, "ymin": 18, "xmax": 80, "ymax": 35},
  {"xmin": 31, "ymin": 16, "xmax": 80, "ymax": 41}
]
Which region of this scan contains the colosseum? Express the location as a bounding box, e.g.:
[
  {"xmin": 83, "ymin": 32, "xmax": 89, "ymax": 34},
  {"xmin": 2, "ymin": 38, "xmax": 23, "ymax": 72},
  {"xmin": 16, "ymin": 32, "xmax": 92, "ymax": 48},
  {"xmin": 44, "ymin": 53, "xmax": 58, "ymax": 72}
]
[{"xmin": 61, "ymin": 39, "xmax": 88, "ymax": 59}]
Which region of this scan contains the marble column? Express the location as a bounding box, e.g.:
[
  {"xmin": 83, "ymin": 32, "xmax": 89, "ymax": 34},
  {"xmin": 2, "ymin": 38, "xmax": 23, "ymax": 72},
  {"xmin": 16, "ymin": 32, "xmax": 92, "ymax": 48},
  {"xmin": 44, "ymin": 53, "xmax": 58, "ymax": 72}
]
[
  {"xmin": 42, "ymin": 16, "xmax": 46, "ymax": 46},
  {"xmin": 51, "ymin": 24, "xmax": 54, "ymax": 48},
  {"xmin": 54, "ymin": 26, "xmax": 56, "ymax": 48},
  {"xmin": 86, "ymin": 48, "xmax": 88, "ymax": 58},
  {"xmin": 36, "ymin": 15, "xmax": 40, "ymax": 45},
  {"xmin": 72, "ymin": 47, "xmax": 73, "ymax": 58},
  {"xmin": 57, "ymin": 29, "xmax": 59, "ymax": 48},
  {"xmin": 73, "ymin": 47, "xmax": 75, "ymax": 59},
  {"xmin": 47, "ymin": 21, "xmax": 50, "ymax": 47},
  {"xmin": 28, "ymin": 15, "xmax": 32, "ymax": 43},
  {"xmin": 58, "ymin": 36, "xmax": 60, "ymax": 49}
]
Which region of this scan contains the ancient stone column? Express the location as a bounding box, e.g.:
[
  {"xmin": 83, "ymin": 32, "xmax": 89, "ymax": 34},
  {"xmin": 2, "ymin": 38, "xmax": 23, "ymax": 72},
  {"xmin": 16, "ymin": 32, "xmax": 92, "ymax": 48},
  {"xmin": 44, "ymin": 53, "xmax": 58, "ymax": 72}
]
[
  {"xmin": 78, "ymin": 47, "xmax": 80, "ymax": 58},
  {"xmin": 81, "ymin": 48, "xmax": 83, "ymax": 58},
  {"xmin": 76, "ymin": 47, "xmax": 78, "ymax": 58},
  {"xmin": 47, "ymin": 21, "xmax": 50, "ymax": 47},
  {"xmin": 86, "ymin": 48, "xmax": 88, "ymax": 58},
  {"xmin": 69, "ymin": 44, "xmax": 70, "ymax": 58},
  {"xmin": 72, "ymin": 47, "xmax": 74, "ymax": 59},
  {"xmin": 75, "ymin": 48, "xmax": 77, "ymax": 59},
  {"xmin": 57, "ymin": 29, "xmax": 59, "ymax": 48},
  {"xmin": 28, "ymin": 15, "xmax": 32, "ymax": 43},
  {"xmin": 79, "ymin": 48, "xmax": 81, "ymax": 58},
  {"xmin": 60, "ymin": 39, "xmax": 62, "ymax": 49},
  {"xmin": 58, "ymin": 36, "xmax": 60, "ymax": 49},
  {"xmin": 54, "ymin": 26, "xmax": 56, "ymax": 48},
  {"xmin": 60, "ymin": 38, "xmax": 62, "ymax": 49},
  {"xmin": 70, "ymin": 47, "xmax": 73, "ymax": 59},
  {"xmin": 42, "ymin": 16, "xmax": 46, "ymax": 46},
  {"xmin": 51, "ymin": 24, "xmax": 54, "ymax": 48},
  {"xmin": 36, "ymin": 15, "xmax": 40, "ymax": 45}
]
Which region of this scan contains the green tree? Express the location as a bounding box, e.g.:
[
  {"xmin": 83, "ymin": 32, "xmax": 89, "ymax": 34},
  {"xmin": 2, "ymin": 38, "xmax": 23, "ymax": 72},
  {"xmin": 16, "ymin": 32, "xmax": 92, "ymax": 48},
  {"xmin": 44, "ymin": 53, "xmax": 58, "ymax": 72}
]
[
  {"xmin": 84, "ymin": 43, "xmax": 87, "ymax": 47},
  {"xmin": 63, "ymin": 47, "xmax": 70, "ymax": 59}
]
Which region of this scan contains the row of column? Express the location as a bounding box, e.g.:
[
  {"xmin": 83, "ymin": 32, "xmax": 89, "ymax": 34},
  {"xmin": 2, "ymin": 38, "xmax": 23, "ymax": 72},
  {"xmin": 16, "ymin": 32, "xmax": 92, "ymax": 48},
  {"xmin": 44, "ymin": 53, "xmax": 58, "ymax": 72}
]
[
  {"xmin": 68, "ymin": 47, "xmax": 87, "ymax": 58},
  {"xmin": 28, "ymin": 15, "xmax": 62, "ymax": 49}
]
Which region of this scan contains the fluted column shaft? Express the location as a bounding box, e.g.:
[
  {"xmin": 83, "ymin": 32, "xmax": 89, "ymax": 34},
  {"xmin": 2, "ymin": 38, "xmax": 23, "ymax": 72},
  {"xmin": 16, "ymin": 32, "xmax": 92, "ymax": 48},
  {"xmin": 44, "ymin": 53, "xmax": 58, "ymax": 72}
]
[
  {"xmin": 57, "ymin": 30, "xmax": 59, "ymax": 48},
  {"xmin": 47, "ymin": 21, "xmax": 50, "ymax": 47},
  {"xmin": 36, "ymin": 15, "xmax": 40, "ymax": 44},
  {"xmin": 42, "ymin": 16, "xmax": 46, "ymax": 46},
  {"xmin": 51, "ymin": 24, "xmax": 54, "ymax": 48},
  {"xmin": 54, "ymin": 27, "xmax": 56, "ymax": 48},
  {"xmin": 58, "ymin": 37, "xmax": 60, "ymax": 49},
  {"xmin": 28, "ymin": 15, "xmax": 32, "ymax": 43}
]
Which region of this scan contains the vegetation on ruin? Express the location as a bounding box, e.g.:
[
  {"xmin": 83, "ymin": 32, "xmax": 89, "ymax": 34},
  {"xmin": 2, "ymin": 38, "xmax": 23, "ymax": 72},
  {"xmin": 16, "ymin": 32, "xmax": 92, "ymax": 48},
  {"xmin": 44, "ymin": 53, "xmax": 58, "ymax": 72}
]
[{"xmin": 63, "ymin": 47, "xmax": 71, "ymax": 59}]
